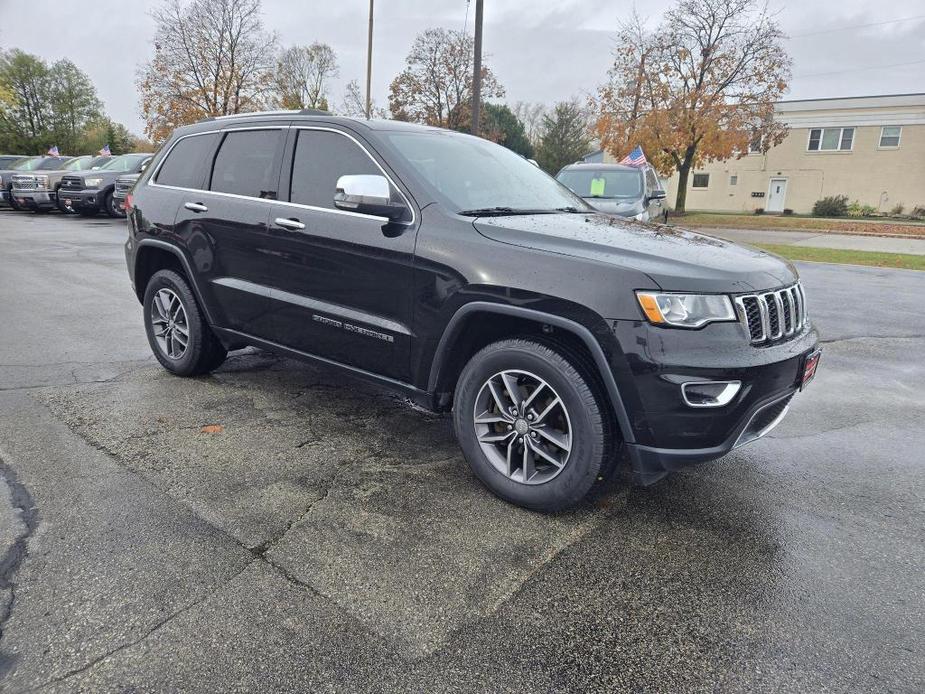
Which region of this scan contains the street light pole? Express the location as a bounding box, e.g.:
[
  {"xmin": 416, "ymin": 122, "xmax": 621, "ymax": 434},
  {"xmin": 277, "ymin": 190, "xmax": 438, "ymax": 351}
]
[
  {"xmin": 470, "ymin": 0, "xmax": 483, "ymax": 135},
  {"xmin": 365, "ymin": 0, "xmax": 374, "ymax": 120}
]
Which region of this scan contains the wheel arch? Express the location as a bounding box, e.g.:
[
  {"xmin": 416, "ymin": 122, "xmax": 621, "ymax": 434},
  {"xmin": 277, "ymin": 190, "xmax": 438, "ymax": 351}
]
[
  {"xmin": 428, "ymin": 302, "xmax": 636, "ymax": 444},
  {"xmin": 133, "ymin": 239, "xmax": 216, "ymax": 325}
]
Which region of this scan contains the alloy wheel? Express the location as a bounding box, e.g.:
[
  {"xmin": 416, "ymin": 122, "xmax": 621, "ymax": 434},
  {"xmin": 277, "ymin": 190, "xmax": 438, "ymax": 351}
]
[
  {"xmin": 150, "ymin": 288, "xmax": 190, "ymax": 360},
  {"xmin": 472, "ymin": 369, "xmax": 572, "ymax": 485}
]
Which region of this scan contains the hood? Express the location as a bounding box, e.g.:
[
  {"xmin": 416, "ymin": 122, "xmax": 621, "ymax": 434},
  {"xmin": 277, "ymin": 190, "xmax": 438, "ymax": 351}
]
[
  {"xmin": 473, "ymin": 212, "xmax": 798, "ymax": 293},
  {"xmin": 68, "ymin": 170, "xmax": 123, "ymax": 181},
  {"xmin": 583, "ymin": 197, "xmax": 644, "ymax": 217}
]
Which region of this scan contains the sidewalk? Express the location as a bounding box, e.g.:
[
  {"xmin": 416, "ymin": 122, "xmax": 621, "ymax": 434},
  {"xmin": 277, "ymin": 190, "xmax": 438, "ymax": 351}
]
[{"xmin": 696, "ymin": 227, "xmax": 925, "ymax": 256}]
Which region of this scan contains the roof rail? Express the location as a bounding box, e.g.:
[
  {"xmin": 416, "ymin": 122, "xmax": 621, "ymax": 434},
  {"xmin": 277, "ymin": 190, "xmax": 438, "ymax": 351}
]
[{"xmin": 195, "ymin": 108, "xmax": 333, "ymax": 124}]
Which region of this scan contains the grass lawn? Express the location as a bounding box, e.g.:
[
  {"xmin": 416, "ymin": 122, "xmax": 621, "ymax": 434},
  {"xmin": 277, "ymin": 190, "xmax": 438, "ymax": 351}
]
[
  {"xmin": 681, "ymin": 212, "xmax": 925, "ymax": 237},
  {"xmin": 754, "ymin": 243, "xmax": 925, "ymax": 271}
]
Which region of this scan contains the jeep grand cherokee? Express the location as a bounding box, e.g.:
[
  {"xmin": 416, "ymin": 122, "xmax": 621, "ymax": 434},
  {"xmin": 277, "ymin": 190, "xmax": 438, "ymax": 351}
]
[{"xmin": 124, "ymin": 111, "xmax": 820, "ymax": 512}]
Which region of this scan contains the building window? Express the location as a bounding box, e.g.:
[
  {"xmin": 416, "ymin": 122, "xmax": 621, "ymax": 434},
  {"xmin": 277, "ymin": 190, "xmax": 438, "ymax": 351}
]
[
  {"xmin": 879, "ymin": 126, "xmax": 902, "ymax": 148},
  {"xmin": 692, "ymin": 173, "xmax": 710, "ymax": 188},
  {"xmin": 808, "ymin": 127, "xmax": 854, "ymax": 151},
  {"xmin": 748, "ymin": 134, "xmax": 762, "ymax": 154},
  {"xmin": 730, "ymin": 175, "xmax": 738, "ymax": 186}
]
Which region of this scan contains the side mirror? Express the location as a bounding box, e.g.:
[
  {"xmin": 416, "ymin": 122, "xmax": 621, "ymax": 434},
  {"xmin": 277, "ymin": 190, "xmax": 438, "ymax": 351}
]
[
  {"xmin": 647, "ymin": 190, "xmax": 667, "ymax": 201},
  {"xmin": 334, "ymin": 174, "xmax": 406, "ymax": 220}
]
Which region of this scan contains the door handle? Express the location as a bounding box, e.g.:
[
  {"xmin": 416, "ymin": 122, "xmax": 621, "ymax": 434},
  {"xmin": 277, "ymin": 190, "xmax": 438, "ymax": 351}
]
[
  {"xmin": 275, "ymin": 217, "xmax": 305, "ymax": 231},
  {"xmin": 184, "ymin": 201, "xmax": 208, "ymax": 213}
]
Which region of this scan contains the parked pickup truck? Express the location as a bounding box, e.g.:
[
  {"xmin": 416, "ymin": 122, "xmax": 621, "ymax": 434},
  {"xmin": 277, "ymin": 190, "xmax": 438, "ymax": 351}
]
[
  {"xmin": 0, "ymin": 156, "xmax": 74, "ymax": 210},
  {"xmin": 58, "ymin": 153, "xmax": 153, "ymax": 217},
  {"xmin": 11, "ymin": 155, "xmax": 111, "ymax": 213},
  {"xmin": 112, "ymin": 173, "xmax": 141, "ymax": 216}
]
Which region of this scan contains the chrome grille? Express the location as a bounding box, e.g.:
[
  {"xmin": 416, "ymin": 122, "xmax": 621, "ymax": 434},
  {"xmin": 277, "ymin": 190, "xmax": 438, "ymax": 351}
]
[
  {"xmin": 60, "ymin": 175, "xmax": 84, "ymax": 190},
  {"xmin": 11, "ymin": 175, "xmax": 38, "ymax": 191},
  {"xmin": 735, "ymin": 284, "xmax": 806, "ymax": 344},
  {"xmin": 115, "ymin": 178, "xmax": 135, "ymax": 195}
]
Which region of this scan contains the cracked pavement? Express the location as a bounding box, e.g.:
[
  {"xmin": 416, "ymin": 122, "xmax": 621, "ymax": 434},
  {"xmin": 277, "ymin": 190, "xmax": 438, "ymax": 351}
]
[{"xmin": 0, "ymin": 211, "xmax": 923, "ymax": 692}]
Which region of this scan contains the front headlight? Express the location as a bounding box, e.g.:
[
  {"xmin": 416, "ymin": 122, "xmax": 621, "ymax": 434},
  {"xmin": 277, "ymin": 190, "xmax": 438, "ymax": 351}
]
[
  {"xmin": 35, "ymin": 174, "xmax": 49, "ymax": 187},
  {"xmin": 636, "ymin": 291, "xmax": 736, "ymax": 328},
  {"xmin": 85, "ymin": 177, "xmax": 104, "ymax": 188}
]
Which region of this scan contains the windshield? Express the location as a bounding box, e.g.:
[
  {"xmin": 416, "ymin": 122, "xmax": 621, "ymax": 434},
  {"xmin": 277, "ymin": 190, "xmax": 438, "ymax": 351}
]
[
  {"xmin": 385, "ymin": 131, "xmax": 586, "ymax": 214},
  {"xmin": 557, "ymin": 168, "xmax": 643, "ymax": 199},
  {"xmin": 37, "ymin": 157, "xmax": 70, "ymax": 170},
  {"xmin": 64, "ymin": 156, "xmax": 92, "ymax": 171},
  {"xmin": 100, "ymin": 154, "xmax": 148, "ymax": 172},
  {"xmin": 86, "ymin": 156, "xmax": 112, "ymax": 170},
  {"xmin": 13, "ymin": 157, "xmax": 45, "ymax": 171}
]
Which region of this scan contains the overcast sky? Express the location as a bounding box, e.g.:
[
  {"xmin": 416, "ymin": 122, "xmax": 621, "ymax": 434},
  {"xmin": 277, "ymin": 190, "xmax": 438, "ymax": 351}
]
[{"xmin": 1, "ymin": 0, "xmax": 923, "ymax": 136}]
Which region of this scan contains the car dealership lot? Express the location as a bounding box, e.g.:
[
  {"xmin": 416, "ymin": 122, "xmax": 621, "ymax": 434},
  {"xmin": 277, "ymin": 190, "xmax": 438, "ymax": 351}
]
[{"xmin": 0, "ymin": 211, "xmax": 922, "ymax": 692}]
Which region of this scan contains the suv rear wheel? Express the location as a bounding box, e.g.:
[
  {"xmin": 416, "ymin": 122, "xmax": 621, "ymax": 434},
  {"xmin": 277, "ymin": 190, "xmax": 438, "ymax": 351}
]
[
  {"xmin": 143, "ymin": 269, "xmax": 227, "ymax": 376},
  {"xmin": 453, "ymin": 338, "xmax": 613, "ymax": 512}
]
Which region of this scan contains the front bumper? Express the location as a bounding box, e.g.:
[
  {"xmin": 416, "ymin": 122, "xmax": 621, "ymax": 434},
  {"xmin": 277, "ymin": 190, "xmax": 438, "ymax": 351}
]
[
  {"xmin": 12, "ymin": 188, "xmax": 55, "ymax": 209},
  {"xmin": 57, "ymin": 189, "xmax": 101, "ymax": 211},
  {"xmin": 608, "ymin": 317, "xmax": 819, "ymax": 483}
]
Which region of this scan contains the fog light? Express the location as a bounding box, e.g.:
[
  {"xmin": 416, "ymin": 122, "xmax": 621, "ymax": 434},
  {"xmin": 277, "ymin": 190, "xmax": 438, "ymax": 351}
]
[{"xmin": 681, "ymin": 380, "xmax": 741, "ymax": 408}]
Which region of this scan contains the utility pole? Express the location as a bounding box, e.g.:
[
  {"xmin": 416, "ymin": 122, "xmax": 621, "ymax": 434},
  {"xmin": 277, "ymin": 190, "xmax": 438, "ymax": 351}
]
[
  {"xmin": 470, "ymin": 0, "xmax": 483, "ymax": 135},
  {"xmin": 365, "ymin": 0, "xmax": 374, "ymax": 119}
]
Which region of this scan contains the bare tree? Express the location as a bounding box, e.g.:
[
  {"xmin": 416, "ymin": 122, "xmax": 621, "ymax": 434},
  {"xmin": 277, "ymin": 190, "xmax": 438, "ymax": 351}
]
[
  {"xmin": 339, "ymin": 78, "xmax": 386, "ymax": 119},
  {"xmin": 388, "ymin": 28, "xmax": 504, "ymax": 130},
  {"xmin": 512, "ymin": 101, "xmax": 546, "ymax": 147},
  {"xmin": 138, "ymin": 0, "xmax": 278, "ymax": 142},
  {"xmin": 595, "ymin": 0, "xmax": 791, "ymax": 212},
  {"xmin": 273, "ymin": 43, "xmax": 339, "ymax": 110}
]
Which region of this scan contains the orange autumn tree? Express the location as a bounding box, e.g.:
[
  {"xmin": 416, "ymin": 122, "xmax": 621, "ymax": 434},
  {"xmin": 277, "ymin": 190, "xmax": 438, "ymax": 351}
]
[
  {"xmin": 138, "ymin": 0, "xmax": 277, "ymax": 143},
  {"xmin": 594, "ymin": 0, "xmax": 791, "ymax": 213}
]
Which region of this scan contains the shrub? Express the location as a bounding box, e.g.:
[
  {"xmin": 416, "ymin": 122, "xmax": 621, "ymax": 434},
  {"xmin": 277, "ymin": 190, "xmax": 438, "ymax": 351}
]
[
  {"xmin": 812, "ymin": 195, "xmax": 848, "ymax": 217},
  {"xmin": 753, "ymin": 207, "xmax": 765, "ymax": 215},
  {"xmin": 890, "ymin": 203, "xmax": 905, "ymax": 216},
  {"xmin": 847, "ymin": 200, "xmax": 863, "ymax": 217},
  {"xmin": 911, "ymin": 205, "xmax": 925, "ymax": 219},
  {"xmin": 782, "ymin": 208, "xmax": 794, "ymax": 216},
  {"xmin": 860, "ymin": 204, "xmax": 877, "ymax": 217}
]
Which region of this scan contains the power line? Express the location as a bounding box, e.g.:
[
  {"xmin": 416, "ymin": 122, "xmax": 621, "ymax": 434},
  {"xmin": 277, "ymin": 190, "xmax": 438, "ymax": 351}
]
[
  {"xmin": 788, "ymin": 14, "xmax": 925, "ymax": 39},
  {"xmin": 793, "ymin": 58, "xmax": 925, "ymax": 79}
]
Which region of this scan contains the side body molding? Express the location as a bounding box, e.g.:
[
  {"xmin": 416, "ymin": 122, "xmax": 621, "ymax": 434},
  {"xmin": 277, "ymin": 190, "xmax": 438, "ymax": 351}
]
[{"xmin": 428, "ymin": 301, "xmax": 636, "ymax": 444}]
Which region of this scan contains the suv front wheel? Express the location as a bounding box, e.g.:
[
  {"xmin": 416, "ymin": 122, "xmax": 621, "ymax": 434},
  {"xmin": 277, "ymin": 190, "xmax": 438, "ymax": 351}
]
[
  {"xmin": 453, "ymin": 338, "xmax": 614, "ymax": 512},
  {"xmin": 143, "ymin": 269, "xmax": 227, "ymax": 376}
]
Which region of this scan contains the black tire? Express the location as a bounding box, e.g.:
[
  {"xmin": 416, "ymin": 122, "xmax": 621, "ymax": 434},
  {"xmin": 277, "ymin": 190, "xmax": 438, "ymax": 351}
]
[
  {"xmin": 453, "ymin": 338, "xmax": 614, "ymax": 512},
  {"xmin": 143, "ymin": 269, "xmax": 227, "ymax": 377},
  {"xmin": 105, "ymin": 190, "xmax": 124, "ymax": 218}
]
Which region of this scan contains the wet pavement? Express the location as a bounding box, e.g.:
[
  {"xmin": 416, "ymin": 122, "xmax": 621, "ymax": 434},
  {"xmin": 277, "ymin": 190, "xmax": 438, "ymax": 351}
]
[{"xmin": 0, "ymin": 210, "xmax": 923, "ymax": 692}]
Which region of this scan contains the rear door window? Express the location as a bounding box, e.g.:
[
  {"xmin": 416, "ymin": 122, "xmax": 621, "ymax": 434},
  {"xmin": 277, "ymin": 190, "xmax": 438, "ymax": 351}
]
[
  {"xmin": 289, "ymin": 129, "xmax": 380, "ymax": 209},
  {"xmin": 209, "ymin": 129, "xmax": 284, "ymax": 199},
  {"xmin": 156, "ymin": 133, "xmax": 219, "ymax": 189}
]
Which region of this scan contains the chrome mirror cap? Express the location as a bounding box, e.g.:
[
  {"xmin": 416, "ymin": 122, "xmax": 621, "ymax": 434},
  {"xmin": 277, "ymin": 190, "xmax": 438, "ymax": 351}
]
[{"xmin": 334, "ymin": 174, "xmax": 390, "ymax": 208}]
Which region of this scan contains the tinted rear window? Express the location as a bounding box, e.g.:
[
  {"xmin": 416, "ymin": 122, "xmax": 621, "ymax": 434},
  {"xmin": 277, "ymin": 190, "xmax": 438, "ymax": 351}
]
[
  {"xmin": 209, "ymin": 129, "xmax": 283, "ymax": 198},
  {"xmin": 290, "ymin": 130, "xmax": 379, "ymax": 209},
  {"xmin": 156, "ymin": 134, "xmax": 219, "ymax": 189},
  {"xmin": 557, "ymin": 168, "xmax": 643, "ymax": 199}
]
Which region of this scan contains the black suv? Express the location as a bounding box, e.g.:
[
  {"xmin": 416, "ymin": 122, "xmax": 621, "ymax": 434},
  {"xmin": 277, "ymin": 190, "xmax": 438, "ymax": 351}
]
[{"xmin": 124, "ymin": 111, "xmax": 820, "ymax": 512}]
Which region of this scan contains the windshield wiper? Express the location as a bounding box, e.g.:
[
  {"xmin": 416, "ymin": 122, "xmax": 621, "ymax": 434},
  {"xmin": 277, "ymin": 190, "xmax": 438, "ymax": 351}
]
[
  {"xmin": 458, "ymin": 206, "xmax": 553, "ymax": 217},
  {"xmin": 554, "ymin": 206, "xmax": 584, "ymax": 213}
]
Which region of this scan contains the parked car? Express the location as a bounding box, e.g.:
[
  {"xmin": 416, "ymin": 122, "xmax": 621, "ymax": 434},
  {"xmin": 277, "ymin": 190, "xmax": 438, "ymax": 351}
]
[
  {"xmin": 11, "ymin": 155, "xmax": 111, "ymax": 213},
  {"xmin": 556, "ymin": 162, "xmax": 667, "ymax": 222},
  {"xmin": 124, "ymin": 112, "xmax": 820, "ymax": 512},
  {"xmin": 112, "ymin": 173, "xmax": 141, "ymax": 217},
  {"xmin": 58, "ymin": 153, "xmax": 153, "ymax": 217},
  {"xmin": 0, "ymin": 156, "xmax": 73, "ymax": 210},
  {"xmin": 0, "ymin": 155, "xmax": 27, "ymax": 170}
]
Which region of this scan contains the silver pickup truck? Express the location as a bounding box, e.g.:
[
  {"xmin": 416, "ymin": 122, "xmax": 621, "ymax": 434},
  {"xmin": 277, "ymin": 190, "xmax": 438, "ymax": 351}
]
[{"xmin": 11, "ymin": 155, "xmax": 111, "ymax": 213}]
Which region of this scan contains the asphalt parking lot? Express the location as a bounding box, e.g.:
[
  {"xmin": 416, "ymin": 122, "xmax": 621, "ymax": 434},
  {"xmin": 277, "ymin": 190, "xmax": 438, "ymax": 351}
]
[{"xmin": 0, "ymin": 210, "xmax": 923, "ymax": 692}]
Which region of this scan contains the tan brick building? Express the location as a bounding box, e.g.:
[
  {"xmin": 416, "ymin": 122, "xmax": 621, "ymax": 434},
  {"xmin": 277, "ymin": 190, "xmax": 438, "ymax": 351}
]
[{"xmin": 653, "ymin": 93, "xmax": 925, "ymax": 215}]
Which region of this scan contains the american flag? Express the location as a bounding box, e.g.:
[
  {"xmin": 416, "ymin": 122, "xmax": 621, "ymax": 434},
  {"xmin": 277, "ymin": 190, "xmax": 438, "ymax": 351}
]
[
  {"xmin": 99, "ymin": 144, "xmax": 111, "ymax": 156},
  {"xmin": 47, "ymin": 145, "xmax": 59, "ymax": 157},
  {"xmin": 620, "ymin": 145, "xmax": 647, "ymax": 168}
]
